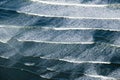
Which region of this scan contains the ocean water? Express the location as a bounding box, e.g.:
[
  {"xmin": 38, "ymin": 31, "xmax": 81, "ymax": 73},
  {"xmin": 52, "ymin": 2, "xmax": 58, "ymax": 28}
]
[{"xmin": 0, "ymin": 0, "xmax": 120, "ymax": 80}]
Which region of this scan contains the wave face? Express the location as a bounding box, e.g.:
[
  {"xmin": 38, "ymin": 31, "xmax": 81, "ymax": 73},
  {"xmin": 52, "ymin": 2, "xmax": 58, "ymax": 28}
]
[{"xmin": 0, "ymin": 0, "xmax": 120, "ymax": 80}]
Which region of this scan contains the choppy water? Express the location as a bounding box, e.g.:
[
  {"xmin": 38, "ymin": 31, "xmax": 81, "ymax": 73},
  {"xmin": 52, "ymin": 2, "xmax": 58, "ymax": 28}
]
[{"xmin": 0, "ymin": 0, "xmax": 120, "ymax": 80}]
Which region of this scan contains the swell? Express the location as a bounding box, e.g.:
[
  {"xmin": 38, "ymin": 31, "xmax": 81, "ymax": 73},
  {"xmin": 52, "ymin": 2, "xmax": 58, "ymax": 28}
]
[
  {"xmin": 0, "ymin": 52, "xmax": 120, "ymax": 79},
  {"xmin": 39, "ymin": 56, "xmax": 120, "ymax": 65},
  {"xmin": 1, "ymin": 26, "xmax": 120, "ymax": 47},
  {"xmin": 31, "ymin": 0, "xmax": 108, "ymax": 7},
  {"xmin": 0, "ymin": 65, "xmax": 118, "ymax": 80},
  {"xmin": 1, "ymin": 0, "xmax": 120, "ymax": 5},
  {"xmin": 30, "ymin": 0, "xmax": 120, "ymax": 9},
  {"xmin": 0, "ymin": 0, "xmax": 120, "ymax": 79},
  {"xmin": 1, "ymin": 25, "xmax": 120, "ymax": 32},
  {"xmin": 0, "ymin": 56, "xmax": 120, "ymax": 79},
  {"xmin": 0, "ymin": 1, "xmax": 120, "ymax": 19},
  {"xmin": 0, "ymin": 65, "xmax": 48, "ymax": 80},
  {"xmin": 0, "ymin": 26, "xmax": 119, "ymax": 45},
  {"xmin": 1, "ymin": 39, "xmax": 120, "ymax": 63},
  {"xmin": 17, "ymin": 40, "xmax": 94, "ymax": 44},
  {"xmin": 0, "ymin": 41, "xmax": 120, "ymax": 78},
  {"xmin": 33, "ymin": 0, "xmax": 120, "ymax": 4},
  {"xmin": 1, "ymin": 28, "xmax": 120, "ymax": 44},
  {"xmin": 0, "ymin": 8, "xmax": 120, "ymax": 30},
  {"xmin": 0, "ymin": 7, "xmax": 120, "ymax": 20}
]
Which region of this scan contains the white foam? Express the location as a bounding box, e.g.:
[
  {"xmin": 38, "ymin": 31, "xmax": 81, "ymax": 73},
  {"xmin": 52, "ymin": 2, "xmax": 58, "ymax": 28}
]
[
  {"xmin": 45, "ymin": 65, "xmax": 118, "ymax": 80},
  {"xmin": 0, "ymin": 55, "xmax": 9, "ymax": 59},
  {"xmin": 0, "ymin": 8, "xmax": 120, "ymax": 20},
  {"xmin": 42, "ymin": 27, "xmax": 120, "ymax": 32},
  {"xmin": 40, "ymin": 57, "xmax": 118, "ymax": 79},
  {"xmin": 40, "ymin": 57, "xmax": 111, "ymax": 64},
  {"xmin": 40, "ymin": 75, "xmax": 51, "ymax": 79},
  {"xmin": 1, "ymin": 25, "xmax": 120, "ymax": 32},
  {"xmin": 0, "ymin": 25, "xmax": 22, "ymax": 28},
  {"xmin": 17, "ymin": 11, "xmax": 120, "ymax": 20},
  {"xmin": 110, "ymin": 44, "xmax": 120, "ymax": 48},
  {"xmin": 8, "ymin": 39, "xmax": 120, "ymax": 48},
  {"xmin": 24, "ymin": 63, "xmax": 35, "ymax": 66},
  {"xmin": 31, "ymin": 0, "xmax": 107, "ymax": 7},
  {"xmin": 59, "ymin": 59, "xmax": 111, "ymax": 64},
  {"xmin": 17, "ymin": 39, "xmax": 94, "ymax": 44},
  {"xmin": 1, "ymin": 39, "xmax": 120, "ymax": 48},
  {"xmin": 46, "ymin": 68, "xmax": 54, "ymax": 71},
  {"xmin": 0, "ymin": 40, "xmax": 8, "ymax": 43},
  {"xmin": 85, "ymin": 74, "xmax": 117, "ymax": 80}
]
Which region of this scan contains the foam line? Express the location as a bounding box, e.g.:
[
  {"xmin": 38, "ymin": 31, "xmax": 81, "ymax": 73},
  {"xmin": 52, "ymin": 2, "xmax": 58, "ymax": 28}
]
[
  {"xmin": 42, "ymin": 27, "xmax": 120, "ymax": 32},
  {"xmin": 45, "ymin": 67, "xmax": 118, "ymax": 80},
  {"xmin": 1, "ymin": 25, "xmax": 120, "ymax": 32},
  {"xmin": 0, "ymin": 8, "xmax": 120, "ymax": 20},
  {"xmin": 31, "ymin": 0, "xmax": 107, "ymax": 7},
  {"xmin": 17, "ymin": 39, "xmax": 94, "ymax": 44},
  {"xmin": 17, "ymin": 11, "xmax": 120, "ymax": 20},
  {"xmin": 46, "ymin": 67, "xmax": 118, "ymax": 80},
  {"xmin": 0, "ymin": 39, "xmax": 9, "ymax": 43},
  {"xmin": 24, "ymin": 63, "xmax": 35, "ymax": 66},
  {"xmin": 59, "ymin": 59, "xmax": 111, "ymax": 64},
  {"xmin": 40, "ymin": 57, "xmax": 115, "ymax": 65},
  {"xmin": 85, "ymin": 74, "xmax": 117, "ymax": 80},
  {"xmin": 110, "ymin": 44, "xmax": 120, "ymax": 48},
  {"xmin": 0, "ymin": 55, "xmax": 9, "ymax": 59},
  {"xmin": 40, "ymin": 73, "xmax": 117, "ymax": 80},
  {"xmin": 1, "ymin": 39, "xmax": 120, "ymax": 48}
]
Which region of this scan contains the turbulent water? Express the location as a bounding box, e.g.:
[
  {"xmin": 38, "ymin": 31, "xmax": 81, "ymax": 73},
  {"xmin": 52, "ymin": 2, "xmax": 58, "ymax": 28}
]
[{"xmin": 0, "ymin": 0, "xmax": 120, "ymax": 80}]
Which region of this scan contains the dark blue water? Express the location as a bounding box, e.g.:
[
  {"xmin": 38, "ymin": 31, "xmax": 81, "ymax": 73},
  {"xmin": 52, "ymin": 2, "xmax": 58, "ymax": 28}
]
[{"xmin": 0, "ymin": 0, "xmax": 120, "ymax": 80}]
